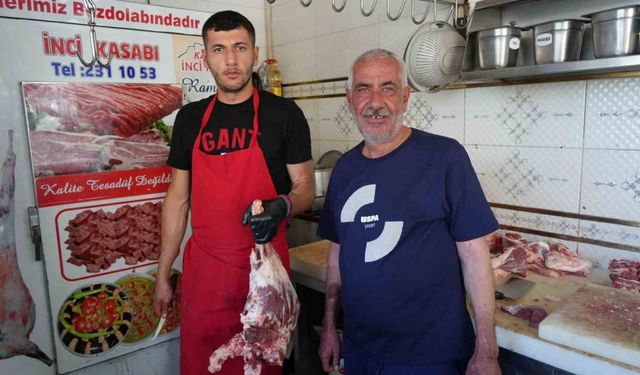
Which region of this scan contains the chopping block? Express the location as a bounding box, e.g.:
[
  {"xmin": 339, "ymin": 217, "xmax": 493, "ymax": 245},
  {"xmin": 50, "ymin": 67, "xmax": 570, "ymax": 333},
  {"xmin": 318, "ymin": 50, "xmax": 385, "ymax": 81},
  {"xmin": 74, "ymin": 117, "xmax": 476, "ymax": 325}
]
[{"xmin": 538, "ymin": 283, "xmax": 640, "ymax": 369}]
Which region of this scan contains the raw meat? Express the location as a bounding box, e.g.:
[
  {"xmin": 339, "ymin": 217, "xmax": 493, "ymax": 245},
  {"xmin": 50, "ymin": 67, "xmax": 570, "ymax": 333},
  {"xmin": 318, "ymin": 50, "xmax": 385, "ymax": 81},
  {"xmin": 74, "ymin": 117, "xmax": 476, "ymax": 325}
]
[
  {"xmin": 528, "ymin": 262, "xmax": 563, "ymax": 278},
  {"xmin": 523, "ymin": 242, "xmax": 564, "ymax": 277},
  {"xmin": 526, "ymin": 242, "xmax": 550, "ymax": 257},
  {"xmin": 609, "ymin": 259, "xmax": 640, "ymax": 293},
  {"xmin": 65, "ymin": 202, "xmax": 162, "ymax": 273},
  {"xmin": 498, "ymin": 234, "xmax": 593, "ymax": 278},
  {"xmin": 209, "ymin": 201, "xmax": 300, "ymax": 375},
  {"xmin": 544, "ymin": 243, "xmax": 592, "ymax": 276},
  {"xmin": 0, "ymin": 130, "xmax": 53, "ymax": 365},
  {"xmin": 484, "ymin": 232, "xmax": 503, "ymax": 254},
  {"xmin": 491, "ymin": 246, "xmax": 528, "ymax": 277},
  {"xmin": 29, "ymin": 129, "xmax": 169, "ymax": 177},
  {"xmin": 493, "ymin": 268, "xmax": 512, "ymax": 286},
  {"xmin": 609, "ymin": 259, "xmax": 640, "ymax": 281},
  {"xmin": 23, "ymin": 83, "xmax": 182, "ymax": 136},
  {"xmin": 502, "ymin": 304, "xmax": 548, "ymax": 328},
  {"xmin": 503, "ymin": 232, "xmax": 527, "ymax": 249}
]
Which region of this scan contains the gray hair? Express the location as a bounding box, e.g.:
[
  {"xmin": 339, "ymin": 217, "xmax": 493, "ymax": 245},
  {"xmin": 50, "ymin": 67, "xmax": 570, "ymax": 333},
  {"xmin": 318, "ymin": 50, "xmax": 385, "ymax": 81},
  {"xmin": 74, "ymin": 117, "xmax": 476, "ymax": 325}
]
[{"xmin": 346, "ymin": 49, "xmax": 408, "ymax": 90}]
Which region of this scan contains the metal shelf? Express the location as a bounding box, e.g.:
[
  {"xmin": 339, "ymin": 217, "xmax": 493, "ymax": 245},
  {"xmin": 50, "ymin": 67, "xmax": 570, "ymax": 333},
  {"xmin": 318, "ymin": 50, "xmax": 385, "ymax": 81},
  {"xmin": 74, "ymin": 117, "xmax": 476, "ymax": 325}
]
[
  {"xmin": 473, "ymin": 0, "xmax": 542, "ymax": 10},
  {"xmin": 461, "ymin": 55, "xmax": 640, "ymax": 82}
]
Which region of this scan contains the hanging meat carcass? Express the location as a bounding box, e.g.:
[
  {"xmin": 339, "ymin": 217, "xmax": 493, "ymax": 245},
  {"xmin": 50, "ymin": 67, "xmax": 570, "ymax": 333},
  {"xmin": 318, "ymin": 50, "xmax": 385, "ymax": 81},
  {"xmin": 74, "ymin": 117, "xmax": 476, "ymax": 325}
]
[
  {"xmin": 0, "ymin": 130, "xmax": 53, "ymax": 366},
  {"xmin": 208, "ymin": 201, "xmax": 300, "ymax": 375}
]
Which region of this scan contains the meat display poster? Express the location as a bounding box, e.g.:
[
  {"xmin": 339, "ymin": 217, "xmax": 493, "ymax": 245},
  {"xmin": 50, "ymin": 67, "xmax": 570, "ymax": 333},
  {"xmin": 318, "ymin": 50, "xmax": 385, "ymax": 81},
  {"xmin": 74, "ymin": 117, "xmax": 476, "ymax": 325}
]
[
  {"xmin": 1, "ymin": 0, "xmax": 264, "ymax": 372},
  {"xmin": 22, "ymin": 82, "xmax": 186, "ymax": 373}
]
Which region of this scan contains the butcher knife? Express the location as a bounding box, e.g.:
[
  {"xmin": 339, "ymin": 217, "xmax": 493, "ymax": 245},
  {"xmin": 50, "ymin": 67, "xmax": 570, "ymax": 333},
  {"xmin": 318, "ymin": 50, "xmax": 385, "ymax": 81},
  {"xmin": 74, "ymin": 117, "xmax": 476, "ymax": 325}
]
[
  {"xmin": 495, "ymin": 278, "xmax": 535, "ymax": 300},
  {"xmin": 152, "ymin": 273, "xmax": 180, "ymax": 340}
]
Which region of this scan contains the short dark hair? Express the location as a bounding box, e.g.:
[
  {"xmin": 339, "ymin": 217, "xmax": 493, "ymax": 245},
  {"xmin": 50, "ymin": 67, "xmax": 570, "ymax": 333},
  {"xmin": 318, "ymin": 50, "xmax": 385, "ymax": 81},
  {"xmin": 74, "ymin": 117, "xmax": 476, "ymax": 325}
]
[{"xmin": 202, "ymin": 10, "xmax": 256, "ymax": 46}]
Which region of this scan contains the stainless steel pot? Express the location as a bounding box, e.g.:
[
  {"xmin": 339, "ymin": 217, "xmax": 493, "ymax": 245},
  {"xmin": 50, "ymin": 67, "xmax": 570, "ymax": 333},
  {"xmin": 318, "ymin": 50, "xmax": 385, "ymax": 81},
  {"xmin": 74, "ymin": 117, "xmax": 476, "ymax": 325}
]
[
  {"xmin": 584, "ymin": 6, "xmax": 640, "ymax": 58},
  {"xmin": 532, "ymin": 20, "xmax": 588, "ymax": 64},
  {"xmin": 476, "ymin": 26, "xmax": 523, "ymax": 70},
  {"xmin": 314, "ymin": 167, "xmax": 332, "ymax": 197}
]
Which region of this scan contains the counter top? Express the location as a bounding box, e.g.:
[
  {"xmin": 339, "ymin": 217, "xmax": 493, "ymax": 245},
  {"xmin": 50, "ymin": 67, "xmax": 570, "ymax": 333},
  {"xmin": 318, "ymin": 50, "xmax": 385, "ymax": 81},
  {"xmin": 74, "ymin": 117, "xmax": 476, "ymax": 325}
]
[{"xmin": 289, "ymin": 240, "xmax": 640, "ymax": 375}]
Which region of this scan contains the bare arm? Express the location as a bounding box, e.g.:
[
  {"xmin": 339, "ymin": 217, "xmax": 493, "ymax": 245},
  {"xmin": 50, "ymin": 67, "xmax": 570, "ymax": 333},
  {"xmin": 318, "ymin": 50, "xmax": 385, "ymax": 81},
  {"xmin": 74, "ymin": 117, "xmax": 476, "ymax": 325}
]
[
  {"xmin": 154, "ymin": 168, "xmax": 190, "ymax": 316},
  {"xmin": 319, "ymin": 241, "xmax": 342, "ymax": 372},
  {"xmin": 456, "ymin": 237, "xmax": 501, "ymax": 375},
  {"xmin": 285, "ymin": 160, "xmax": 315, "ymax": 215}
]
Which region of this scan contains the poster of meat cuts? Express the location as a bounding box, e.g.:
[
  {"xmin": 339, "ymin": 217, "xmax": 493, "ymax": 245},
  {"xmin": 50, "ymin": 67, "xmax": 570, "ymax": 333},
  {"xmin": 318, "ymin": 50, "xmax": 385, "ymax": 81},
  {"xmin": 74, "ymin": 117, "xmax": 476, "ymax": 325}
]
[{"xmin": 22, "ymin": 82, "xmax": 186, "ymax": 373}]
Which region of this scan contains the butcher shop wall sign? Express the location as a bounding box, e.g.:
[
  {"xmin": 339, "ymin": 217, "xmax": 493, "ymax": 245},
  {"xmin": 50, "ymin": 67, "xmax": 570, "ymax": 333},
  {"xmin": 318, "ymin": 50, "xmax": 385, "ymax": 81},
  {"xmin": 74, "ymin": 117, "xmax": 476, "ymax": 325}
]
[
  {"xmin": 0, "ymin": 0, "xmax": 208, "ymax": 35},
  {"xmin": 20, "ymin": 82, "xmax": 184, "ymax": 373},
  {"xmin": 173, "ymin": 34, "xmax": 217, "ymax": 103}
]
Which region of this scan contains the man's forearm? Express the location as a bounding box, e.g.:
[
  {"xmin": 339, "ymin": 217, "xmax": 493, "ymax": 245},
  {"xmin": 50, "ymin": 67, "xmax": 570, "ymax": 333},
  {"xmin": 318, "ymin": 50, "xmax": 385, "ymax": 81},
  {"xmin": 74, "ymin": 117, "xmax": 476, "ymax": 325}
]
[
  {"xmin": 158, "ymin": 204, "xmax": 188, "ymax": 279},
  {"xmin": 287, "ymin": 180, "xmax": 314, "ymax": 216},
  {"xmin": 323, "ymin": 242, "xmax": 342, "ymax": 329},
  {"xmin": 286, "ymin": 160, "xmax": 315, "ymax": 216},
  {"xmin": 457, "ymin": 239, "xmax": 499, "ymax": 357},
  {"xmin": 157, "ymin": 195, "xmax": 189, "ymax": 282}
]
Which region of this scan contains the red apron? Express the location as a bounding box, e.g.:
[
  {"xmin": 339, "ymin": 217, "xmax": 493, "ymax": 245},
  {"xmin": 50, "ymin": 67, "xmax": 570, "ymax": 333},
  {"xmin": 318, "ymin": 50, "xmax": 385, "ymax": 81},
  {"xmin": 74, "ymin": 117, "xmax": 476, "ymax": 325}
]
[{"xmin": 180, "ymin": 89, "xmax": 290, "ymax": 375}]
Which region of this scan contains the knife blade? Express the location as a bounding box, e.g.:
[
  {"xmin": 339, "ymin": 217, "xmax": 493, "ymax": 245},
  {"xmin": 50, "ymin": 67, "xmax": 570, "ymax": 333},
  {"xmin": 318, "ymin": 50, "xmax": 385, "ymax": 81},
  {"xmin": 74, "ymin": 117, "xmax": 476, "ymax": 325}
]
[
  {"xmin": 152, "ymin": 272, "xmax": 180, "ymax": 340},
  {"xmin": 495, "ymin": 277, "xmax": 535, "ymax": 300}
]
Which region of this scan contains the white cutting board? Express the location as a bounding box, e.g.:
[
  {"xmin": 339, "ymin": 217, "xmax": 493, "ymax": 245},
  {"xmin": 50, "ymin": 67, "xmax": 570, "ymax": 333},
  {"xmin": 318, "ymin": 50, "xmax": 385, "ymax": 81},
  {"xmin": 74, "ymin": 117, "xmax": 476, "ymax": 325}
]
[{"xmin": 538, "ymin": 283, "xmax": 640, "ymax": 368}]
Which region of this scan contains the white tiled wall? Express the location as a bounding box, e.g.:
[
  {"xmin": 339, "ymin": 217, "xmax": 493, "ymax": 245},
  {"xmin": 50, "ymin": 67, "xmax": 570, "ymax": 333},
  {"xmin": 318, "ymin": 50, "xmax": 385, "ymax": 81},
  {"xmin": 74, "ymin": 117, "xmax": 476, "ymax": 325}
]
[{"xmin": 270, "ymin": 4, "xmax": 640, "ymax": 270}]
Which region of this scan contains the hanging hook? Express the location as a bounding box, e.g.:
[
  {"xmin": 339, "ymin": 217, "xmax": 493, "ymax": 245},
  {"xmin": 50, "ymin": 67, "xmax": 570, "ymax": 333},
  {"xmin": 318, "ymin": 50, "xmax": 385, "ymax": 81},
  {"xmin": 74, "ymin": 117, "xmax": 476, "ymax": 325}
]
[
  {"xmin": 300, "ymin": 0, "xmax": 312, "ymax": 6},
  {"xmin": 386, "ymin": 0, "xmax": 407, "ymax": 21},
  {"xmin": 410, "ymin": 0, "xmax": 431, "ymax": 24},
  {"xmin": 332, "ymin": 0, "xmax": 347, "ymax": 12},
  {"xmin": 453, "ymin": 0, "xmax": 474, "ymax": 29},
  {"xmin": 446, "ymin": 3, "xmax": 455, "ymax": 23},
  {"xmin": 433, "ymin": 0, "xmax": 438, "ymax": 21},
  {"xmin": 360, "ymin": 0, "xmax": 377, "ymax": 16},
  {"xmin": 76, "ymin": 0, "xmax": 113, "ymax": 68}
]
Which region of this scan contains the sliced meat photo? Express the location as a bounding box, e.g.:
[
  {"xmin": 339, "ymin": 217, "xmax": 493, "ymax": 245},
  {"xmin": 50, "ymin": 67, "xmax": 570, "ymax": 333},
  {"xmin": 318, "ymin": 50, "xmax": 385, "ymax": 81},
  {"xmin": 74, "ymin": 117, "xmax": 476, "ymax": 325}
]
[
  {"xmin": 23, "ymin": 83, "xmax": 182, "ymax": 136},
  {"xmin": 65, "ymin": 202, "xmax": 162, "ymax": 273},
  {"xmin": 29, "ymin": 129, "xmax": 169, "ymax": 177}
]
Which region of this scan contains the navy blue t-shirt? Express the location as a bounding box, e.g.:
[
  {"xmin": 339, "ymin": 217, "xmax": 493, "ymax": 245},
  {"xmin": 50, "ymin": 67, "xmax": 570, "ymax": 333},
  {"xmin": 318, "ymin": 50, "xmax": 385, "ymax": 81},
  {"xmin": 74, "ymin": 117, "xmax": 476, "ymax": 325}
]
[{"xmin": 317, "ymin": 129, "xmax": 498, "ymax": 364}]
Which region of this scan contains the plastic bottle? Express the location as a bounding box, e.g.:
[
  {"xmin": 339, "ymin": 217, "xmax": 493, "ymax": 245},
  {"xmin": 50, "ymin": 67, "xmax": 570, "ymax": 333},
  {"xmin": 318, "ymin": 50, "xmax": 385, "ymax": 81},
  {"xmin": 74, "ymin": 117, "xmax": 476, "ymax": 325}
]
[
  {"xmin": 266, "ymin": 59, "xmax": 283, "ymax": 96},
  {"xmin": 256, "ymin": 60, "xmax": 269, "ymax": 91}
]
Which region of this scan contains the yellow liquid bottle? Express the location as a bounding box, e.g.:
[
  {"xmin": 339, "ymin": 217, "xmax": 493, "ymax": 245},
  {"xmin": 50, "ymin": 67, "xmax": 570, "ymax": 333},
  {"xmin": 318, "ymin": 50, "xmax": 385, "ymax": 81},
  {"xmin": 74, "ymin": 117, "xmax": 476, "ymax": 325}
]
[{"xmin": 267, "ymin": 59, "xmax": 283, "ymax": 96}]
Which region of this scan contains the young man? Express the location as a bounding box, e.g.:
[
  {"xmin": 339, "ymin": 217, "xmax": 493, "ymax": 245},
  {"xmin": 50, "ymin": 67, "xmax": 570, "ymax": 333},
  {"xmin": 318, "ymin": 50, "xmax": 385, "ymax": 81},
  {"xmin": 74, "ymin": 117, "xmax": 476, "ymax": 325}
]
[
  {"xmin": 153, "ymin": 10, "xmax": 314, "ymax": 374},
  {"xmin": 317, "ymin": 49, "xmax": 501, "ymax": 375}
]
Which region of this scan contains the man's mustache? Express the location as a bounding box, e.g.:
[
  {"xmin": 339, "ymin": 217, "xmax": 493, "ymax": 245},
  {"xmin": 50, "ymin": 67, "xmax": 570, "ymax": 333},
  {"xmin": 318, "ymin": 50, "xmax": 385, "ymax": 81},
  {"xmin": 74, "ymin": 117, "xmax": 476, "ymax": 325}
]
[{"xmin": 361, "ymin": 107, "xmax": 391, "ymax": 118}]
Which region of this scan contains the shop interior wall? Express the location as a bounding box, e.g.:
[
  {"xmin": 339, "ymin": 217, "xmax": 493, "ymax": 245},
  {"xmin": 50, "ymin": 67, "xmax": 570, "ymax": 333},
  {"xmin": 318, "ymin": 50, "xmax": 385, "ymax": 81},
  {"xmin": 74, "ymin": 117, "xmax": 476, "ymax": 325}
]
[{"xmin": 270, "ymin": 0, "xmax": 640, "ymax": 270}]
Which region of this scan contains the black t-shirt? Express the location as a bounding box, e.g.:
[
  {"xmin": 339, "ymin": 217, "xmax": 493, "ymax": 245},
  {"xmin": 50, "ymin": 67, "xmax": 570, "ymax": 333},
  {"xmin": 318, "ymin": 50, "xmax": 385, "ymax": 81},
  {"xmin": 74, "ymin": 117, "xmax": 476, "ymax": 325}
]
[{"xmin": 167, "ymin": 90, "xmax": 312, "ymax": 195}]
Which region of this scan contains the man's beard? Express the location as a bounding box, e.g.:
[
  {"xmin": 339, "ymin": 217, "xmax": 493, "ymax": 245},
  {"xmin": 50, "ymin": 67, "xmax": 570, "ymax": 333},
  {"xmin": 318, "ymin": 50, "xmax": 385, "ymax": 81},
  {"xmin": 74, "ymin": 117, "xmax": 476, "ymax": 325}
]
[
  {"xmin": 214, "ymin": 71, "xmax": 252, "ymax": 93},
  {"xmin": 355, "ymin": 107, "xmax": 404, "ymax": 145}
]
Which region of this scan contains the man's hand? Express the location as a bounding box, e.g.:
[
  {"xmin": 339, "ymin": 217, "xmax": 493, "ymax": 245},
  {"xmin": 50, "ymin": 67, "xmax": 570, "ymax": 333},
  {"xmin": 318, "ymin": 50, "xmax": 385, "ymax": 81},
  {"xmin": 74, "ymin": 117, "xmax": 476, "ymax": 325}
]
[
  {"xmin": 153, "ymin": 278, "xmax": 173, "ymax": 317},
  {"xmin": 318, "ymin": 326, "xmax": 341, "ymax": 373},
  {"xmin": 466, "ymin": 352, "xmax": 501, "ymax": 375},
  {"xmin": 242, "ymin": 196, "xmax": 289, "ymax": 244}
]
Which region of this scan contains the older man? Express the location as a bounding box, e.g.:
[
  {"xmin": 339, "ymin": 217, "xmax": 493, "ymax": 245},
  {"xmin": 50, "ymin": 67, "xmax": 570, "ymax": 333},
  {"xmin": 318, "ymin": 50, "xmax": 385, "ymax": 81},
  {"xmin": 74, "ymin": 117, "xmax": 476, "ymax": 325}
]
[{"xmin": 317, "ymin": 49, "xmax": 501, "ymax": 375}]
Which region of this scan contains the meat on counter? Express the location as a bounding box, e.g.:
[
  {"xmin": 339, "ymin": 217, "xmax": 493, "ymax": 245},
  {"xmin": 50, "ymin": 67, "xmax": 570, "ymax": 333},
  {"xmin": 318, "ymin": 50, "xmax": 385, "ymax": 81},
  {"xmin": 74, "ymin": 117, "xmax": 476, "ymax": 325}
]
[{"xmin": 609, "ymin": 259, "xmax": 640, "ymax": 293}]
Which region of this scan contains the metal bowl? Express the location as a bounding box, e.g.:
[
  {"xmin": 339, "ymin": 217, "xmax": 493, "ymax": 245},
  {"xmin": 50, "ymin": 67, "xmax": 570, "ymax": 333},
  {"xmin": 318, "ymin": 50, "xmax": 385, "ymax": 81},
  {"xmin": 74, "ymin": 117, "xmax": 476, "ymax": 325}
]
[
  {"xmin": 583, "ymin": 6, "xmax": 640, "ymax": 58},
  {"xmin": 531, "ymin": 19, "xmax": 588, "ymax": 64},
  {"xmin": 475, "ymin": 26, "xmax": 523, "ymax": 70},
  {"xmin": 313, "ymin": 167, "xmax": 332, "ymax": 198}
]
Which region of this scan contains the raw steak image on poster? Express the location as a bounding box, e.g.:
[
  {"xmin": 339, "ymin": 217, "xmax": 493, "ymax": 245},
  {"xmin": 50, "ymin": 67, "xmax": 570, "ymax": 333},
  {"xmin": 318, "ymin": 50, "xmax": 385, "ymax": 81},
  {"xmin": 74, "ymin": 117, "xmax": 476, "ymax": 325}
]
[
  {"xmin": 62, "ymin": 201, "xmax": 162, "ymax": 276},
  {"xmin": 22, "ymin": 83, "xmax": 182, "ymax": 177},
  {"xmin": 0, "ymin": 130, "xmax": 53, "ymax": 366}
]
